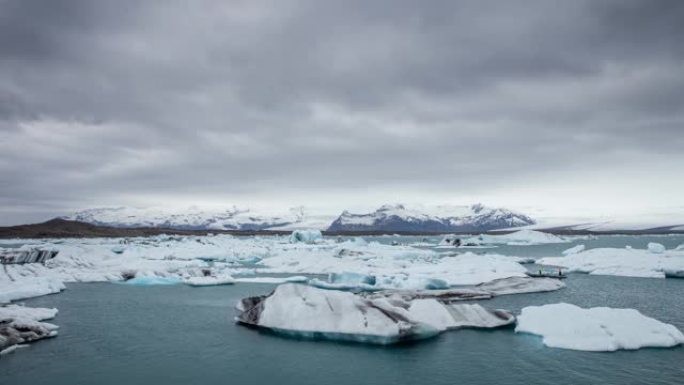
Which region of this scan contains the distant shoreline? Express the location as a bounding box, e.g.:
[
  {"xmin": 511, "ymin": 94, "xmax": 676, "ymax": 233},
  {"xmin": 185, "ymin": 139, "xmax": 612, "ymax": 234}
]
[{"xmin": 0, "ymin": 218, "xmax": 683, "ymax": 239}]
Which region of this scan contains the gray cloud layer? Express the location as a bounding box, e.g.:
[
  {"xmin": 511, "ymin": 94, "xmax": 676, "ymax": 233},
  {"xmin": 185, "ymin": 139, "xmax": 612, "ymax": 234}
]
[{"xmin": 1, "ymin": 0, "xmax": 684, "ymax": 224}]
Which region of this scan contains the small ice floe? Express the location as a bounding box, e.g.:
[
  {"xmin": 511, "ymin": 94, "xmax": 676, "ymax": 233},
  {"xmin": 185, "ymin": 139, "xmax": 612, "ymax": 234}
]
[
  {"xmin": 464, "ymin": 230, "xmax": 567, "ymax": 246},
  {"xmin": 183, "ymin": 275, "xmax": 235, "ymax": 287},
  {"xmin": 122, "ymin": 276, "xmax": 182, "ymax": 286},
  {"xmin": 647, "ymin": 242, "xmax": 666, "ymax": 254},
  {"xmin": 562, "ymin": 244, "xmax": 585, "ymax": 256},
  {"xmin": 233, "ymin": 276, "xmax": 308, "ymax": 284},
  {"xmin": 235, "ymin": 283, "xmax": 514, "ymax": 344},
  {"xmin": 516, "ymin": 303, "xmax": 684, "ymax": 351},
  {"xmin": 288, "ymin": 229, "xmax": 323, "ymax": 244},
  {"xmin": 1, "ymin": 305, "xmax": 59, "ymax": 356},
  {"xmin": 308, "ymin": 272, "xmax": 378, "ymax": 291},
  {"xmin": 475, "ymin": 276, "xmax": 565, "ymax": 296},
  {"xmin": 538, "ymin": 246, "xmax": 684, "ymax": 279}
]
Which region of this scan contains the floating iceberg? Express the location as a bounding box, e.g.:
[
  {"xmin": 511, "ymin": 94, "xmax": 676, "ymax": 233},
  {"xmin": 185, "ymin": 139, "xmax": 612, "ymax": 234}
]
[
  {"xmin": 289, "ymin": 229, "xmax": 323, "ymax": 244},
  {"xmin": 0, "ymin": 305, "xmax": 59, "ymax": 355},
  {"xmin": 236, "ymin": 283, "xmax": 439, "ymax": 344},
  {"xmin": 562, "ymin": 244, "xmax": 585, "ymax": 256},
  {"xmin": 183, "ymin": 275, "xmax": 235, "ymax": 287},
  {"xmin": 647, "ymin": 242, "xmax": 666, "ymax": 254},
  {"xmin": 0, "ymin": 232, "xmax": 555, "ymax": 305},
  {"xmin": 464, "ymin": 230, "xmax": 567, "ymax": 245},
  {"xmin": 123, "ymin": 276, "xmax": 182, "ymax": 286},
  {"xmin": 308, "ymin": 272, "xmax": 378, "ymax": 291},
  {"xmin": 475, "ymin": 276, "xmax": 565, "ymax": 296},
  {"xmin": 516, "ymin": 303, "xmax": 684, "ymax": 351},
  {"xmin": 538, "ymin": 246, "xmax": 684, "ymax": 278},
  {"xmin": 369, "ymin": 277, "xmax": 565, "ymax": 303},
  {"xmin": 236, "ymin": 284, "xmax": 514, "ymax": 344},
  {"xmin": 233, "ymin": 276, "xmax": 309, "ymax": 284},
  {"xmin": 329, "ymin": 271, "xmax": 376, "ymax": 286},
  {"xmin": 0, "ymin": 276, "xmax": 65, "ymax": 304}
]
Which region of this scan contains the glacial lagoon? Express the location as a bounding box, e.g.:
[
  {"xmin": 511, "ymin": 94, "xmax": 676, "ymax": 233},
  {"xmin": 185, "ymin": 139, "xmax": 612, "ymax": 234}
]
[{"xmin": 2, "ymin": 235, "xmax": 684, "ymax": 385}]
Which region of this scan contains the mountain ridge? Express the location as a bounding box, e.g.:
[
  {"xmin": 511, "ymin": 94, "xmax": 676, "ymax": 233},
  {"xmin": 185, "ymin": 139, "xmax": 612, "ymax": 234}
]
[{"xmin": 62, "ymin": 203, "xmax": 536, "ymax": 232}]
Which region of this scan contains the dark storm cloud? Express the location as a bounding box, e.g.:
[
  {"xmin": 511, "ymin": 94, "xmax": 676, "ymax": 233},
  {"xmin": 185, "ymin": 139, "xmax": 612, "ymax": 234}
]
[{"xmin": 1, "ymin": 0, "xmax": 683, "ymax": 224}]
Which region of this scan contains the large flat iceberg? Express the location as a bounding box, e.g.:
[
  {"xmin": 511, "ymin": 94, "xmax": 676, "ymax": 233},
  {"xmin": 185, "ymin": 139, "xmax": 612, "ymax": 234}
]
[
  {"xmin": 463, "ymin": 230, "xmax": 567, "ymax": 245},
  {"xmin": 516, "ymin": 303, "xmax": 684, "ymax": 351},
  {"xmin": 0, "ymin": 276, "xmax": 65, "ymax": 304},
  {"xmin": 368, "ymin": 277, "xmax": 565, "ymax": 303},
  {"xmin": 538, "ymin": 246, "xmax": 684, "ymax": 278},
  {"xmin": 236, "ymin": 283, "xmax": 514, "ymax": 344}
]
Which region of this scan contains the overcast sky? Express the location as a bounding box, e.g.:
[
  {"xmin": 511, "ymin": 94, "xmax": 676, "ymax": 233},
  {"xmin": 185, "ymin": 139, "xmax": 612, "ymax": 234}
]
[{"xmin": 1, "ymin": 0, "xmax": 683, "ymax": 225}]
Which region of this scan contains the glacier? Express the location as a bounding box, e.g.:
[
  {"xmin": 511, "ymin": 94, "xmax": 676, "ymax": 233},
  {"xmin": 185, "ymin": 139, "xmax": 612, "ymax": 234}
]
[{"xmin": 516, "ymin": 303, "xmax": 684, "ymax": 351}]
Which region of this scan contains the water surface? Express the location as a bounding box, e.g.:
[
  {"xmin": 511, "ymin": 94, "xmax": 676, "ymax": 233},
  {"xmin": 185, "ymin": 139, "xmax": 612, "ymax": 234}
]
[{"xmin": 2, "ymin": 274, "xmax": 683, "ymax": 385}]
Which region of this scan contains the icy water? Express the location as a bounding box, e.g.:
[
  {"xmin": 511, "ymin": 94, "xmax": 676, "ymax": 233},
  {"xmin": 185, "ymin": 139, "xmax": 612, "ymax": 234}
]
[{"xmin": 2, "ymin": 234, "xmax": 684, "ymax": 384}]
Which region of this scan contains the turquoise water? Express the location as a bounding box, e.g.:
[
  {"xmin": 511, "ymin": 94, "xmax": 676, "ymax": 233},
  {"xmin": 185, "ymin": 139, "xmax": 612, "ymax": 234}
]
[{"xmin": 2, "ymin": 275, "xmax": 683, "ymax": 385}]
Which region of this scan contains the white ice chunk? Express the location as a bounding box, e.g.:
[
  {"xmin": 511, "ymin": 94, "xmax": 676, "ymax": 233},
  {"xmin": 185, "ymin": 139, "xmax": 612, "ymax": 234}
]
[
  {"xmin": 538, "ymin": 246, "xmax": 684, "ymax": 279},
  {"xmin": 648, "ymin": 242, "xmax": 666, "ymax": 254},
  {"xmin": 123, "ymin": 276, "xmax": 182, "ymax": 285},
  {"xmin": 562, "ymin": 244, "xmax": 585, "ymax": 255},
  {"xmin": 516, "ymin": 303, "xmax": 684, "ymax": 351},
  {"xmin": 476, "ymin": 276, "xmax": 565, "ymax": 295},
  {"xmin": 289, "ymin": 229, "xmax": 323, "ymax": 244},
  {"xmin": 465, "ymin": 230, "xmax": 567, "ymax": 245},
  {"xmin": 237, "ymin": 283, "xmax": 438, "ymax": 344},
  {"xmin": 0, "ymin": 305, "xmax": 60, "ymax": 353},
  {"xmin": 236, "ymin": 284, "xmax": 514, "ymax": 344},
  {"xmin": 233, "ymin": 276, "xmax": 308, "ymax": 284},
  {"xmin": 0, "ymin": 304, "xmax": 58, "ymax": 322},
  {"xmin": 183, "ymin": 275, "xmax": 235, "ymax": 287},
  {"xmin": 0, "ymin": 277, "xmax": 65, "ymax": 304}
]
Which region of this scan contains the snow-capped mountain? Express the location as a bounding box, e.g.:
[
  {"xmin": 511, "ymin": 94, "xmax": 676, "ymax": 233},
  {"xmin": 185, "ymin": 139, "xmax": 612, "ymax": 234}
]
[
  {"xmin": 63, "ymin": 203, "xmax": 535, "ymax": 232},
  {"xmin": 327, "ymin": 203, "xmax": 535, "ymax": 232},
  {"xmin": 63, "ymin": 206, "xmax": 334, "ymax": 231}
]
